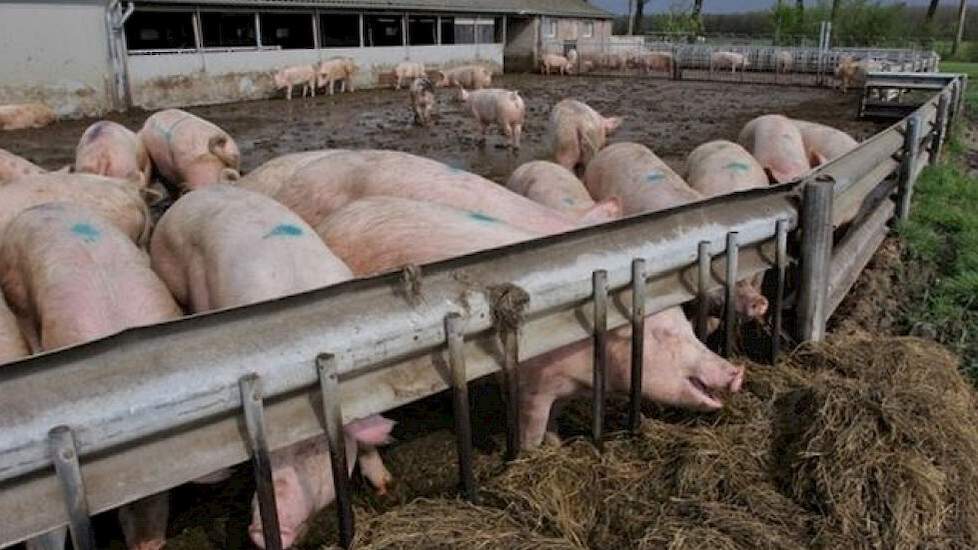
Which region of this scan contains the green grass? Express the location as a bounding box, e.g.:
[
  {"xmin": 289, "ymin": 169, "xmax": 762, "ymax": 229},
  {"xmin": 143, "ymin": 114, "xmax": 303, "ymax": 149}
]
[{"xmin": 896, "ymin": 62, "xmax": 978, "ymax": 376}]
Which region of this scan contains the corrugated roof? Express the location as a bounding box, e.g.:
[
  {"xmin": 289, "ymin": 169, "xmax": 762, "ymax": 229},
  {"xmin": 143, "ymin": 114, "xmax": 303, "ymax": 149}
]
[{"xmin": 140, "ymin": 0, "xmax": 614, "ymax": 18}]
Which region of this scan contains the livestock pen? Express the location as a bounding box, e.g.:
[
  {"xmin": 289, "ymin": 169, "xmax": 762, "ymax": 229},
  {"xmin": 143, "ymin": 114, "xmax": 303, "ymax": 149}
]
[{"xmin": 0, "ymin": 67, "xmax": 968, "ymax": 549}]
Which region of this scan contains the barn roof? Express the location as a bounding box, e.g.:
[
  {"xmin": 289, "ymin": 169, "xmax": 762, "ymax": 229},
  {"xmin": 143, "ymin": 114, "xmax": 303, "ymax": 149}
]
[{"xmin": 137, "ymin": 0, "xmax": 614, "ymax": 18}]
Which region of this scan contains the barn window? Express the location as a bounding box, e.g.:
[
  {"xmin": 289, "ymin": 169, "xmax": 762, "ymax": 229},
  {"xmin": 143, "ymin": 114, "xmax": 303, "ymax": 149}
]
[
  {"xmin": 453, "ymin": 18, "xmax": 476, "ymax": 44},
  {"xmin": 260, "ymin": 13, "xmax": 314, "ymax": 49},
  {"xmin": 583, "ymin": 20, "xmax": 594, "ymax": 38},
  {"xmin": 321, "ymin": 14, "xmax": 360, "ymax": 48},
  {"xmin": 201, "ymin": 12, "xmax": 257, "ymax": 48},
  {"xmin": 408, "ymin": 15, "xmax": 437, "ymax": 46},
  {"xmin": 475, "ymin": 19, "xmax": 494, "ymax": 44},
  {"xmin": 494, "ymin": 17, "xmax": 505, "ymax": 43},
  {"xmin": 125, "ymin": 10, "xmax": 196, "ymax": 51},
  {"xmin": 440, "ymin": 17, "xmax": 456, "ymax": 44},
  {"xmin": 544, "ymin": 17, "xmax": 557, "ymax": 38},
  {"xmin": 363, "ymin": 14, "xmax": 403, "ymax": 47}
]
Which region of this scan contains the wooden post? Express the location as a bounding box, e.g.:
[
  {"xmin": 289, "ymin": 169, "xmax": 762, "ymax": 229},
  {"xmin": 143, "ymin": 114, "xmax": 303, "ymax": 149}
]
[
  {"xmin": 796, "ymin": 178, "xmax": 834, "ymax": 343},
  {"xmin": 930, "ymin": 92, "xmax": 950, "ymax": 165},
  {"xmin": 897, "ymin": 115, "xmax": 921, "ymax": 222}
]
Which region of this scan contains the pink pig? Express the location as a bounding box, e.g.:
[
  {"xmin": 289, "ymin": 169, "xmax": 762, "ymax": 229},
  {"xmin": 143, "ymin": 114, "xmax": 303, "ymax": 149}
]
[
  {"xmin": 506, "ymin": 160, "xmax": 621, "ymax": 224},
  {"xmin": 791, "ymin": 118, "xmax": 858, "ymax": 166},
  {"xmin": 459, "ymin": 87, "xmax": 526, "ymax": 149},
  {"xmin": 548, "ymin": 99, "xmax": 623, "ymax": 173},
  {"xmin": 315, "ymin": 196, "xmax": 744, "ymax": 450},
  {"xmin": 584, "ymin": 142, "xmax": 703, "ymax": 216},
  {"xmin": 237, "ymin": 149, "xmax": 581, "ymax": 235},
  {"xmin": 0, "ymin": 147, "xmax": 44, "ymax": 184},
  {"xmin": 75, "ymin": 120, "xmax": 152, "ymax": 187},
  {"xmin": 0, "ymin": 291, "xmax": 29, "ymax": 365},
  {"xmin": 738, "ymin": 114, "xmax": 815, "ymax": 183},
  {"xmin": 138, "ymin": 108, "xmax": 241, "ymax": 193},
  {"xmin": 435, "ymin": 65, "xmax": 492, "ymax": 89}
]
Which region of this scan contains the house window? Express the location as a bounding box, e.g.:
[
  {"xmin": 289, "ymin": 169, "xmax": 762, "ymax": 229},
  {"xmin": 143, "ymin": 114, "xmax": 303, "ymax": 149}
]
[
  {"xmin": 201, "ymin": 12, "xmax": 257, "ymax": 48},
  {"xmin": 408, "ymin": 15, "xmax": 437, "ymax": 46},
  {"xmin": 321, "ymin": 14, "xmax": 360, "ymax": 48},
  {"xmin": 364, "ymin": 14, "xmax": 403, "ymax": 47},
  {"xmin": 125, "ymin": 11, "xmax": 196, "ymax": 50},
  {"xmin": 260, "ymin": 13, "xmax": 314, "ymax": 49},
  {"xmin": 583, "ymin": 20, "xmax": 594, "ymax": 38},
  {"xmin": 454, "ymin": 18, "xmax": 476, "ymax": 44},
  {"xmin": 494, "ymin": 17, "xmax": 504, "ymax": 43},
  {"xmin": 440, "ymin": 17, "xmax": 455, "ymax": 44},
  {"xmin": 476, "ymin": 19, "xmax": 494, "ymax": 44},
  {"xmin": 544, "ymin": 17, "xmax": 557, "ymax": 38}
]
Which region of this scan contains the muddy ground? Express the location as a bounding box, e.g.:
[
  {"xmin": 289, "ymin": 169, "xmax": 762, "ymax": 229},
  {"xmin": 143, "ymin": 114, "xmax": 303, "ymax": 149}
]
[
  {"xmin": 0, "ymin": 74, "xmax": 883, "ymax": 183},
  {"xmin": 3, "ymin": 75, "xmax": 888, "ymax": 549}
]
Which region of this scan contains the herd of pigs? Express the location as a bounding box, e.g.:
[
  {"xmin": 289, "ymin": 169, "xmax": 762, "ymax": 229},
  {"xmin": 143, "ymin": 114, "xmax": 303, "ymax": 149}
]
[{"xmin": 0, "ymin": 80, "xmax": 859, "ymax": 549}]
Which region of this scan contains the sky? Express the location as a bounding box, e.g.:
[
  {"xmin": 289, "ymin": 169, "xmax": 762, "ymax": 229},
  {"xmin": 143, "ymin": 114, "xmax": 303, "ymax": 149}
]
[{"xmin": 590, "ymin": 0, "xmax": 953, "ymax": 15}]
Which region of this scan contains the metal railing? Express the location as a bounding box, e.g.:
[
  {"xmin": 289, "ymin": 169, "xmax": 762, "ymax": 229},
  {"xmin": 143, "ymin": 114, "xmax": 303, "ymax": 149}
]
[{"xmin": 0, "ymin": 70, "xmax": 966, "ymax": 549}]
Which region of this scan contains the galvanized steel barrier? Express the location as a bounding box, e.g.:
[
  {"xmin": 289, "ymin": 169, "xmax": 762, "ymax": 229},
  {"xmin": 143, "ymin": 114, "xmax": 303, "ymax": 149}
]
[{"xmin": 0, "ymin": 71, "xmax": 966, "ymax": 549}]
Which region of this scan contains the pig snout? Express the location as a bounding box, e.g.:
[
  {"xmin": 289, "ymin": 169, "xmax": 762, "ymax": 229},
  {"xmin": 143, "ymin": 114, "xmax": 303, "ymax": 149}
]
[
  {"xmin": 736, "ymin": 282, "xmax": 769, "ymax": 320},
  {"xmin": 690, "ymin": 357, "xmax": 744, "ymax": 409}
]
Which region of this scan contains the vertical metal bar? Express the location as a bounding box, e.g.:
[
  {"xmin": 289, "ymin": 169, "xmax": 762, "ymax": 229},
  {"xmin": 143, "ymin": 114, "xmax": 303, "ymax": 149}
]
[
  {"xmin": 723, "ymin": 232, "xmax": 739, "ymax": 358},
  {"xmin": 445, "ymin": 314, "xmax": 478, "ymax": 503},
  {"xmin": 930, "ymin": 92, "xmax": 950, "ymax": 165},
  {"xmin": 796, "ymin": 179, "xmax": 835, "ymax": 343},
  {"xmin": 695, "ymin": 241, "xmax": 712, "ymax": 342},
  {"xmin": 772, "ymin": 219, "xmax": 789, "ymax": 364},
  {"xmin": 591, "ymin": 270, "xmax": 608, "ymax": 452},
  {"xmin": 48, "ymin": 426, "xmax": 95, "ymax": 550},
  {"xmin": 501, "ymin": 328, "xmax": 521, "ymax": 460},
  {"xmin": 949, "ymin": 81, "xmax": 961, "ymax": 128},
  {"xmin": 628, "ymin": 259, "xmax": 646, "ymax": 433},
  {"xmin": 897, "ymin": 115, "xmax": 921, "ymax": 221},
  {"xmin": 316, "ymin": 354, "xmax": 354, "ymax": 549},
  {"xmin": 239, "ymin": 375, "xmax": 283, "ymax": 550}
]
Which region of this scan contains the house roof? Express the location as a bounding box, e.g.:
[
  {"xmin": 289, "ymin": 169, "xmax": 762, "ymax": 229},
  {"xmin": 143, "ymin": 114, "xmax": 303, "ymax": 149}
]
[{"xmin": 138, "ymin": 0, "xmax": 614, "ymax": 18}]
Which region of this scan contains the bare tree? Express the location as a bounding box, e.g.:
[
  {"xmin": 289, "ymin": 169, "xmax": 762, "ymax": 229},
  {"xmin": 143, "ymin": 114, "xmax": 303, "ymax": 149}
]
[
  {"xmin": 953, "ymin": 0, "xmax": 967, "ymax": 56},
  {"xmin": 633, "ymin": 0, "xmax": 648, "ymax": 34},
  {"xmin": 830, "ymin": 0, "xmax": 841, "ymax": 23},
  {"xmin": 692, "ymin": 0, "xmax": 705, "ymax": 33},
  {"xmin": 796, "ymin": 0, "xmax": 804, "ymax": 25},
  {"xmin": 926, "ymin": 0, "xmax": 941, "ymax": 25}
]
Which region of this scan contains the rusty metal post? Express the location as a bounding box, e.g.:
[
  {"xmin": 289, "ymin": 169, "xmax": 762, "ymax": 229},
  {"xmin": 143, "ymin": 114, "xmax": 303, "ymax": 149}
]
[
  {"xmin": 445, "ymin": 314, "xmax": 478, "ymax": 503},
  {"xmin": 796, "ymin": 179, "xmax": 835, "ymax": 343},
  {"xmin": 628, "ymin": 259, "xmax": 646, "ymax": 433},
  {"xmin": 897, "ymin": 115, "xmax": 922, "ymax": 222},
  {"xmin": 930, "ymin": 92, "xmax": 950, "ymax": 165},
  {"xmin": 591, "ymin": 270, "xmax": 608, "ymax": 451},
  {"xmin": 501, "ymin": 328, "xmax": 521, "ymax": 460},
  {"xmin": 49, "ymin": 426, "xmax": 94, "ymax": 550},
  {"xmin": 772, "ymin": 219, "xmax": 789, "ymax": 364},
  {"xmin": 949, "ymin": 80, "xmax": 961, "ymax": 129},
  {"xmin": 240, "ymin": 374, "xmax": 283, "ymax": 550},
  {"xmin": 317, "ymin": 354, "xmax": 354, "ymax": 549},
  {"xmin": 695, "ymin": 241, "xmax": 712, "ymax": 342},
  {"xmin": 723, "ymin": 232, "xmax": 739, "ymax": 358}
]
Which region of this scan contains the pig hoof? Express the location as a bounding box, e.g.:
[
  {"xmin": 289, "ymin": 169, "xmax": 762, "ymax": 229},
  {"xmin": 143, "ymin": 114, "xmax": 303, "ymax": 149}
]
[{"xmin": 542, "ymin": 432, "xmax": 562, "ymax": 447}]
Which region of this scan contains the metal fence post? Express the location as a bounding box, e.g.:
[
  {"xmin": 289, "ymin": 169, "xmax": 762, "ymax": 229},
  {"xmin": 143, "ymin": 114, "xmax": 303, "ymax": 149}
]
[
  {"xmin": 591, "ymin": 270, "xmax": 609, "ymax": 452},
  {"xmin": 930, "ymin": 92, "xmax": 950, "ymax": 165},
  {"xmin": 628, "ymin": 259, "xmax": 646, "ymax": 433},
  {"xmin": 796, "ymin": 178, "xmax": 835, "ymax": 343},
  {"xmin": 48, "ymin": 427, "xmax": 95, "ymax": 550},
  {"xmin": 771, "ymin": 219, "xmax": 789, "ymax": 364},
  {"xmin": 897, "ymin": 115, "xmax": 922, "ymax": 222},
  {"xmin": 445, "ymin": 314, "xmax": 478, "ymax": 503},
  {"xmin": 695, "ymin": 241, "xmax": 712, "ymax": 342},
  {"xmin": 239, "ymin": 374, "xmax": 283, "ymax": 550},
  {"xmin": 500, "ymin": 328, "xmax": 521, "ymax": 460},
  {"xmin": 316, "ymin": 354, "xmax": 355, "ymax": 549},
  {"xmin": 723, "ymin": 232, "xmax": 739, "ymax": 358}
]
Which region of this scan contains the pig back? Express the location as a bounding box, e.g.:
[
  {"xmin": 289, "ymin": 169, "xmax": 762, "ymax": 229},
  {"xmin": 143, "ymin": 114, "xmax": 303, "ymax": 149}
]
[
  {"xmin": 0, "ymin": 148, "xmax": 44, "ymax": 185},
  {"xmin": 0, "ymin": 291, "xmax": 29, "ymax": 364},
  {"xmin": 585, "ymin": 142, "xmax": 701, "ymax": 215},
  {"xmin": 685, "ymin": 140, "xmax": 768, "ymax": 197}
]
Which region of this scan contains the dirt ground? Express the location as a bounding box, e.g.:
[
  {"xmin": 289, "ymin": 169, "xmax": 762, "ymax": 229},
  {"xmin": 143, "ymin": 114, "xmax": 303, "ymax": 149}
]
[
  {"xmin": 3, "ymin": 75, "xmax": 888, "ymax": 549},
  {"xmin": 0, "ymin": 74, "xmax": 883, "ymax": 184}
]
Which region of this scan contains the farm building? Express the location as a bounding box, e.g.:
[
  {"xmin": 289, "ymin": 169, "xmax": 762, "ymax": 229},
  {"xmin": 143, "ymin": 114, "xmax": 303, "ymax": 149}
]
[{"xmin": 0, "ymin": 0, "xmax": 611, "ymax": 117}]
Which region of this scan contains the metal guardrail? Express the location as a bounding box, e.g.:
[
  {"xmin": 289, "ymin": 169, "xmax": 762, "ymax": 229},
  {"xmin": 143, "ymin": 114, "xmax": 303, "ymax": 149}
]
[{"xmin": 0, "ymin": 71, "xmax": 966, "ymax": 548}]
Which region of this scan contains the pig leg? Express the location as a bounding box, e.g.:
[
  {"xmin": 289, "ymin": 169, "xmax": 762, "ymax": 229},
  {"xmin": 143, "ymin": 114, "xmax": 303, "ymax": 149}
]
[
  {"xmin": 118, "ymin": 491, "xmax": 169, "ymax": 550},
  {"xmin": 519, "ymin": 384, "xmax": 561, "ymax": 449},
  {"xmin": 286, "ymin": 84, "xmax": 293, "ymax": 101},
  {"xmin": 24, "ymin": 529, "xmax": 66, "ymax": 550},
  {"xmin": 511, "ymin": 123, "xmax": 522, "ymax": 150},
  {"xmin": 357, "ymin": 445, "xmax": 393, "ymax": 495},
  {"xmin": 329, "ymin": 78, "xmax": 335, "ymax": 96},
  {"xmin": 395, "ymin": 75, "xmax": 402, "ymax": 90}
]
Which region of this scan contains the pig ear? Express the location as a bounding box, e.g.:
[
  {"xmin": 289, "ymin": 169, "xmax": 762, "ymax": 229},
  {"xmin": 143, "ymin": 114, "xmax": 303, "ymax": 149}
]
[
  {"xmin": 139, "ymin": 182, "xmax": 166, "ymax": 206},
  {"xmin": 579, "ymin": 197, "xmax": 622, "ymax": 224},
  {"xmin": 604, "ymin": 116, "xmax": 623, "ymax": 133},
  {"xmin": 764, "ymin": 167, "xmax": 794, "ymax": 184},
  {"xmin": 220, "ymin": 168, "xmax": 241, "ymax": 182},
  {"xmin": 345, "ymin": 415, "xmax": 397, "ymax": 446}
]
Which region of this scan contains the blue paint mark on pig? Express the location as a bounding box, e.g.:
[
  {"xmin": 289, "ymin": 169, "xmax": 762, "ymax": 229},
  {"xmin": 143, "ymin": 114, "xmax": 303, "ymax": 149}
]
[
  {"xmin": 646, "ymin": 171, "xmax": 665, "ymax": 183},
  {"xmin": 724, "ymin": 162, "xmax": 751, "ymax": 172},
  {"xmin": 467, "ymin": 211, "xmax": 497, "ymax": 223},
  {"xmin": 562, "ymin": 197, "xmax": 576, "ymax": 205},
  {"xmin": 264, "ymin": 224, "xmax": 304, "ymax": 238},
  {"xmin": 71, "ymin": 223, "xmax": 100, "ymax": 243}
]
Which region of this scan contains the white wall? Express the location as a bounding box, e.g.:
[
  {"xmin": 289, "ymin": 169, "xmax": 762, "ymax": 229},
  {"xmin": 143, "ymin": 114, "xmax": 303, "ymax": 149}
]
[
  {"xmin": 128, "ymin": 43, "xmax": 504, "ymax": 109},
  {"xmin": 0, "ymin": 2, "xmax": 112, "ymax": 117}
]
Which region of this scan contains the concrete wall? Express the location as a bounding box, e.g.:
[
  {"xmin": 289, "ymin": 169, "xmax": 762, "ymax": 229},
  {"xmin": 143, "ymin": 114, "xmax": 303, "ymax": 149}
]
[
  {"xmin": 540, "ymin": 18, "xmax": 613, "ymax": 55},
  {"xmin": 128, "ymin": 44, "xmax": 503, "ymax": 109},
  {"xmin": 0, "ymin": 1, "xmax": 113, "ymax": 117}
]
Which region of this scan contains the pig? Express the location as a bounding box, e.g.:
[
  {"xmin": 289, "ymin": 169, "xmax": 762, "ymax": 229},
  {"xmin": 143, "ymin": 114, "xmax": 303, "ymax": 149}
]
[
  {"xmin": 833, "ymin": 56, "xmax": 883, "ymax": 94},
  {"xmin": 0, "ymin": 103, "xmax": 56, "ymax": 131},
  {"xmin": 584, "ymin": 142, "xmax": 701, "ymax": 216},
  {"xmin": 640, "ymin": 51, "xmax": 674, "ymax": 74},
  {"xmin": 738, "ymin": 114, "xmax": 815, "ymax": 184},
  {"xmin": 547, "ymin": 99, "xmax": 623, "ymax": 173},
  {"xmin": 0, "ymin": 172, "xmax": 151, "ymax": 246},
  {"xmin": 274, "ymin": 65, "xmax": 318, "ymax": 100},
  {"xmin": 0, "ymin": 202, "xmax": 182, "ymax": 550},
  {"xmin": 138, "ymin": 108, "xmax": 241, "ymax": 192},
  {"xmin": 791, "ymin": 119, "xmax": 859, "ymax": 166},
  {"xmin": 541, "ymin": 50, "xmax": 578, "ymax": 75},
  {"xmin": 506, "ymin": 160, "xmax": 621, "ymax": 223},
  {"xmin": 710, "ymin": 51, "xmax": 750, "ymax": 73},
  {"xmin": 149, "ymin": 184, "xmax": 392, "ymax": 549},
  {"xmin": 237, "ymin": 149, "xmax": 581, "ymax": 235},
  {"xmin": 459, "ymin": 87, "xmax": 526, "ymax": 149},
  {"xmin": 409, "ymin": 76, "xmax": 436, "ymax": 127},
  {"xmin": 775, "ymin": 50, "xmax": 793, "ymax": 74},
  {"xmin": 581, "ymin": 59, "xmax": 595, "ymax": 73},
  {"xmin": 0, "ymin": 291, "xmax": 29, "ymax": 364},
  {"xmin": 74, "ymin": 121, "xmax": 152, "ymax": 187},
  {"xmin": 394, "ymin": 61, "xmax": 426, "ymax": 90},
  {"xmin": 318, "ymin": 57, "xmax": 357, "ymax": 95},
  {"xmin": 0, "ymin": 147, "xmax": 44, "ymax": 184},
  {"xmin": 315, "ymin": 196, "xmax": 744, "ymax": 451},
  {"xmin": 685, "ymin": 140, "xmax": 770, "ymax": 320},
  {"xmin": 435, "ymin": 65, "xmax": 492, "ymax": 89}
]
